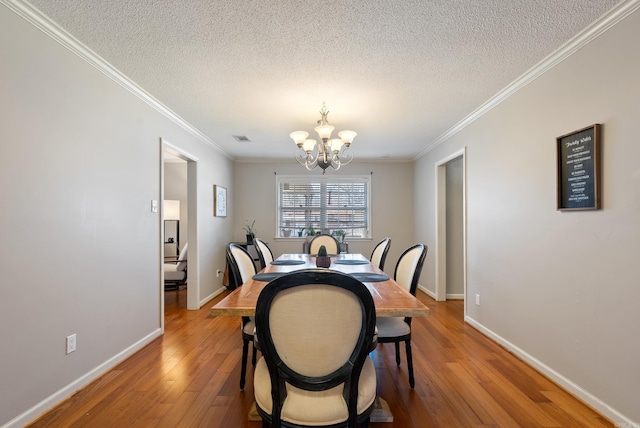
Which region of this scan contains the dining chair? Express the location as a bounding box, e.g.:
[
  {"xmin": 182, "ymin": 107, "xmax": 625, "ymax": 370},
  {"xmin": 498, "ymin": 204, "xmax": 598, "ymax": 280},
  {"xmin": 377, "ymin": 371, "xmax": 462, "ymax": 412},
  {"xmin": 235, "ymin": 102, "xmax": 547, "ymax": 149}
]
[
  {"xmin": 253, "ymin": 269, "xmax": 377, "ymax": 428},
  {"xmin": 226, "ymin": 243, "xmax": 258, "ymax": 390},
  {"xmin": 254, "ymin": 238, "xmax": 274, "ymax": 270},
  {"xmin": 309, "ymin": 234, "xmax": 339, "ymax": 255},
  {"xmin": 375, "ymin": 244, "xmax": 427, "ymax": 388},
  {"xmin": 369, "ymin": 238, "xmax": 391, "ymax": 271}
]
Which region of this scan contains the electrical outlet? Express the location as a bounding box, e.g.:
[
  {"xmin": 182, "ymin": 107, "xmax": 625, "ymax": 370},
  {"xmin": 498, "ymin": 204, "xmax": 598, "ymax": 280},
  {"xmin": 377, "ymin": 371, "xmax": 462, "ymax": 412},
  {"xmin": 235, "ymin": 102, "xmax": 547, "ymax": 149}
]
[
  {"xmin": 216, "ymin": 269, "xmax": 223, "ymax": 278},
  {"xmin": 475, "ymin": 294, "xmax": 480, "ymax": 306},
  {"xmin": 66, "ymin": 334, "xmax": 77, "ymax": 354}
]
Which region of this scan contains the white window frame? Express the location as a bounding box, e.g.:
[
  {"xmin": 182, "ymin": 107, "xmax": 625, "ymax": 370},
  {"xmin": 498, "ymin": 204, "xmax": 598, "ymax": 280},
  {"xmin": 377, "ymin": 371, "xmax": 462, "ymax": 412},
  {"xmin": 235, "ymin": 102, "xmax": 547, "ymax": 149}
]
[{"xmin": 275, "ymin": 175, "xmax": 371, "ymax": 240}]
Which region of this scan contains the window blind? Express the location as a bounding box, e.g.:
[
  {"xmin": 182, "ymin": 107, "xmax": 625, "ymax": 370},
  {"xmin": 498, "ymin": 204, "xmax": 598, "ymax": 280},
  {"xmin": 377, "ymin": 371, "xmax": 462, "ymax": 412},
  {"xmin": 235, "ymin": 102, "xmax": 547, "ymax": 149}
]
[{"xmin": 277, "ymin": 176, "xmax": 370, "ymax": 238}]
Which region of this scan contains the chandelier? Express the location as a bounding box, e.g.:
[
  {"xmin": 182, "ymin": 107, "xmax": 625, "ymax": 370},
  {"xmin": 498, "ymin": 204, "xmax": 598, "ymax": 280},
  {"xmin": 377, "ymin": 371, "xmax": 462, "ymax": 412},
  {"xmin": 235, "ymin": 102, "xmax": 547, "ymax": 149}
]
[{"xmin": 290, "ymin": 103, "xmax": 357, "ymax": 174}]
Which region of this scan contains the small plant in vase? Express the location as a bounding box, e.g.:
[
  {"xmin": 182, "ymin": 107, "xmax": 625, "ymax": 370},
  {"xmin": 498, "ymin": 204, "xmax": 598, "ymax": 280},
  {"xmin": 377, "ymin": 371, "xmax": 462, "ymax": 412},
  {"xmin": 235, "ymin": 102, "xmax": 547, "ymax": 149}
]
[
  {"xmin": 316, "ymin": 245, "xmax": 332, "ymax": 268},
  {"xmin": 243, "ymin": 220, "xmax": 256, "ymax": 244}
]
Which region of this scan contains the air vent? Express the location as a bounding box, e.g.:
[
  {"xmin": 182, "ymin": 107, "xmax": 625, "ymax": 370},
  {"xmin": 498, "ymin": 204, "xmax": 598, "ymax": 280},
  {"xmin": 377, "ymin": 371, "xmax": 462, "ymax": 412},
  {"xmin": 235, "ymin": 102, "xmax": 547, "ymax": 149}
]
[{"xmin": 233, "ymin": 135, "xmax": 251, "ymax": 142}]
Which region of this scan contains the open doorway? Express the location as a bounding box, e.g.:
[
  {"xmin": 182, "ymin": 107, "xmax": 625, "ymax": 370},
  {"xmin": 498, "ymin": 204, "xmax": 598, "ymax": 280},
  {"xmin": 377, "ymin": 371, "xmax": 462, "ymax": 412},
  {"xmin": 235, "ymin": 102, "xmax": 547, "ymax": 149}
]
[
  {"xmin": 435, "ymin": 148, "xmax": 467, "ymax": 311},
  {"xmin": 160, "ymin": 139, "xmax": 199, "ymax": 332}
]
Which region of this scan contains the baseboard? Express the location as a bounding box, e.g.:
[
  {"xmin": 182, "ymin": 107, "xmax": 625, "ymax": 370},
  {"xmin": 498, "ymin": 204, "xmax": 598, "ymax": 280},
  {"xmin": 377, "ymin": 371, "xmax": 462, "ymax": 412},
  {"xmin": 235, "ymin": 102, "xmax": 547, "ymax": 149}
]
[
  {"xmin": 199, "ymin": 286, "xmax": 226, "ymax": 308},
  {"xmin": 418, "ymin": 284, "xmax": 435, "ymax": 299},
  {"xmin": 445, "ymin": 293, "xmax": 464, "ymax": 300},
  {"xmin": 2, "ymin": 329, "xmax": 162, "ymax": 428},
  {"xmin": 464, "ymin": 316, "xmax": 636, "ymax": 427}
]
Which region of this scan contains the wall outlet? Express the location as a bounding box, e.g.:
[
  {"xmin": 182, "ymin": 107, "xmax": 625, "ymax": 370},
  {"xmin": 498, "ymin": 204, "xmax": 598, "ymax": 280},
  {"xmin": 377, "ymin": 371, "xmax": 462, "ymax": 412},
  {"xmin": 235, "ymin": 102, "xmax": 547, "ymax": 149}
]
[
  {"xmin": 216, "ymin": 269, "xmax": 223, "ymax": 278},
  {"xmin": 475, "ymin": 294, "xmax": 480, "ymax": 306},
  {"xmin": 66, "ymin": 334, "xmax": 77, "ymax": 354}
]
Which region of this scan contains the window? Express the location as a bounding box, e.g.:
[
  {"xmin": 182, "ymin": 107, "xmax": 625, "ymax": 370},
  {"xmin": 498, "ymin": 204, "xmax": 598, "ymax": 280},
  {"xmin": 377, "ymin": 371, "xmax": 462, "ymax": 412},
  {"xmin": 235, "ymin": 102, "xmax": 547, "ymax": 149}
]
[{"xmin": 276, "ymin": 175, "xmax": 370, "ymax": 239}]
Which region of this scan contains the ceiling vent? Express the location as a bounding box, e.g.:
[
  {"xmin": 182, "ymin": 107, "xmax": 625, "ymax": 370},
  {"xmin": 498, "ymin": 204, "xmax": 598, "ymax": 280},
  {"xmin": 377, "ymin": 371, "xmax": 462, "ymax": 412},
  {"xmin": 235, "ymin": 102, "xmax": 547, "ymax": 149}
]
[{"xmin": 233, "ymin": 135, "xmax": 251, "ymax": 142}]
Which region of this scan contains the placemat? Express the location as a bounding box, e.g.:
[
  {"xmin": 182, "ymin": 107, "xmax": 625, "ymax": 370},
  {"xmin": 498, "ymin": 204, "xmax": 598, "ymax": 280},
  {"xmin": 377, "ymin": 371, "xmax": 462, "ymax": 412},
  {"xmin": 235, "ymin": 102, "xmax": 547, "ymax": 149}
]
[
  {"xmin": 349, "ymin": 273, "xmax": 390, "ymax": 282},
  {"xmin": 270, "ymin": 259, "xmax": 306, "ymax": 265},
  {"xmin": 333, "ymin": 259, "xmax": 369, "ymax": 265},
  {"xmin": 252, "ymin": 272, "xmax": 286, "ymax": 282},
  {"xmin": 310, "ymin": 254, "xmax": 338, "ymax": 257}
]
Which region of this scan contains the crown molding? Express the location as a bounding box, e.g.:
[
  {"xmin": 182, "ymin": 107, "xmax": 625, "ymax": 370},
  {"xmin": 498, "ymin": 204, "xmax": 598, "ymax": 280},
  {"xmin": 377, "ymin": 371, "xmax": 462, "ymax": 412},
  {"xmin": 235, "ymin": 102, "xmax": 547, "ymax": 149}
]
[
  {"xmin": 2, "ymin": 0, "xmax": 235, "ymax": 161},
  {"xmin": 413, "ymin": 0, "xmax": 640, "ymax": 160}
]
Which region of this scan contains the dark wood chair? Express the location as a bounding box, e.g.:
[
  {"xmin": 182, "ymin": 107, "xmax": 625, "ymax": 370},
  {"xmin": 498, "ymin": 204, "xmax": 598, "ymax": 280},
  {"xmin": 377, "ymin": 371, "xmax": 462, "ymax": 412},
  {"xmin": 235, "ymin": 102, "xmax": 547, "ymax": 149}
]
[
  {"xmin": 254, "ymin": 238, "xmax": 274, "ymax": 270},
  {"xmin": 375, "ymin": 244, "xmax": 427, "ymax": 388},
  {"xmin": 254, "ymin": 269, "xmax": 377, "ymax": 428},
  {"xmin": 369, "ymin": 238, "xmax": 391, "ymax": 271},
  {"xmin": 226, "ymin": 243, "xmax": 258, "ymax": 390}
]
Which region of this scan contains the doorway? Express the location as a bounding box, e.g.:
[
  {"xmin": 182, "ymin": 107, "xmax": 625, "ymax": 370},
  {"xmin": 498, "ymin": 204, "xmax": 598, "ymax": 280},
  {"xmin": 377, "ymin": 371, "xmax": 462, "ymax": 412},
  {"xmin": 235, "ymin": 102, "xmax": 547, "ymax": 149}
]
[
  {"xmin": 160, "ymin": 139, "xmax": 199, "ymax": 332},
  {"xmin": 435, "ymin": 148, "xmax": 467, "ymax": 311}
]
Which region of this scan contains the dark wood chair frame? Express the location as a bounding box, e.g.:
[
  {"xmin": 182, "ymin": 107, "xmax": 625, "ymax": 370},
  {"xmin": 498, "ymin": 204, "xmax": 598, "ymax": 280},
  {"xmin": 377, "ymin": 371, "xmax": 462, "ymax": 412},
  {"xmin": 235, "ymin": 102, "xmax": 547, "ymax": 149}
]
[
  {"xmin": 255, "ymin": 269, "xmax": 377, "ymax": 428},
  {"xmin": 254, "ymin": 238, "xmax": 274, "ymax": 270},
  {"xmin": 370, "ymin": 237, "xmax": 391, "ymax": 271},
  {"xmin": 226, "ymin": 243, "xmax": 258, "ymax": 390},
  {"xmin": 377, "ymin": 244, "xmax": 427, "ymax": 389}
]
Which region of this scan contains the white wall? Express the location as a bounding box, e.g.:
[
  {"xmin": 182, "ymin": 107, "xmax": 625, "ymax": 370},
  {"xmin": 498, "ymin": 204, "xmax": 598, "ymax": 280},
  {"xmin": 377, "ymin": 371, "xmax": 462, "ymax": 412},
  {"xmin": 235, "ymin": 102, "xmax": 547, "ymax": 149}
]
[
  {"xmin": 414, "ymin": 7, "xmax": 640, "ymax": 424},
  {"xmin": 0, "ymin": 4, "xmax": 233, "ymax": 426},
  {"xmin": 233, "ymin": 161, "xmax": 416, "ymax": 275}
]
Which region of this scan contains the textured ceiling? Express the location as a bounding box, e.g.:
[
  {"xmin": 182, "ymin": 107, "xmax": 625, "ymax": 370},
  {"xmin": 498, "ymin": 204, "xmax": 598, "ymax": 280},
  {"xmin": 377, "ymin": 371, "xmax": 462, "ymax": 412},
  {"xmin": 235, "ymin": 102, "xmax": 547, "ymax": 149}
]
[{"xmin": 27, "ymin": 0, "xmax": 621, "ymax": 160}]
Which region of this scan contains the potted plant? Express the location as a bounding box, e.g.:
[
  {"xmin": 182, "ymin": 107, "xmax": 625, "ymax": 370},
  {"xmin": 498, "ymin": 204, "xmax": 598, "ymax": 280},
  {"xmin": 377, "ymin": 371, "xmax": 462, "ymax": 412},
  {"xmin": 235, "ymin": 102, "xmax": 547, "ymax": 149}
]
[
  {"xmin": 243, "ymin": 220, "xmax": 256, "ymax": 244},
  {"xmin": 315, "ymin": 245, "xmax": 332, "ymax": 268},
  {"xmin": 332, "ymin": 229, "xmax": 346, "ymax": 243}
]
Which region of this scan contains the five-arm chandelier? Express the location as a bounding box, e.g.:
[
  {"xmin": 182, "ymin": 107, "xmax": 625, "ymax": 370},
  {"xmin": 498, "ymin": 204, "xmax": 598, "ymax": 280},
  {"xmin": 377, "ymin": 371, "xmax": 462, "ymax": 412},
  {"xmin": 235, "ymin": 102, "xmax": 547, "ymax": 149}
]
[{"xmin": 290, "ymin": 103, "xmax": 357, "ymax": 174}]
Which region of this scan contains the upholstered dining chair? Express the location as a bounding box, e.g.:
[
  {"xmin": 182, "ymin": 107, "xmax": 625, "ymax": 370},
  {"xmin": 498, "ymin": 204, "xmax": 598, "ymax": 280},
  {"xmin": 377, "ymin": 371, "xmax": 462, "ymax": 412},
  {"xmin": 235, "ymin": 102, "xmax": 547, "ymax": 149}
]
[
  {"xmin": 308, "ymin": 234, "xmax": 339, "ymax": 255},
  {"xmin": 369, "ymin": 238, "xmax": 391, "ymax": 271},
  {"xmin": 254, "ymin": 269, "xmax": 377, "ymax": 428},
  {"xmin": 226, "ymin": 243, "xmax": 258, "ymax": 390},
  {"xmin": 254, "ymin": 238, "xmax": 274, "ymax": 270},
  {"xmin": 375, "ymin": 244, "xmax": 427, "ymax": 388},
  {"xmin": 164, "ymin": 243, "xmax": 188, "ymax": 289}
]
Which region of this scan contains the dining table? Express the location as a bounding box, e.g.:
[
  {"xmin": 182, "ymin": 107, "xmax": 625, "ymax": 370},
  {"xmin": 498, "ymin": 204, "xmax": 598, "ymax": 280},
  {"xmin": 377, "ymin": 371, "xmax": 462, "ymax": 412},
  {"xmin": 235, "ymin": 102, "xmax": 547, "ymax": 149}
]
[
  {"xmin": 210, "ymin": 253, "xmax": 430, "ymax": 318},
  {"xmin": 212, "ymin": 252, "xmax": 427, "ymax": 423}
]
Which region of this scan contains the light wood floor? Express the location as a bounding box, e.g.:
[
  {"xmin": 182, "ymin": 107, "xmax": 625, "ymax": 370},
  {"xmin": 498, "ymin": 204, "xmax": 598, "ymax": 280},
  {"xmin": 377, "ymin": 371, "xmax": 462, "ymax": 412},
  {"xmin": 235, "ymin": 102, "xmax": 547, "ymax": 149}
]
[{"xmin": 29, "ymin": 288, "xmax": 613, "ymax": 427}]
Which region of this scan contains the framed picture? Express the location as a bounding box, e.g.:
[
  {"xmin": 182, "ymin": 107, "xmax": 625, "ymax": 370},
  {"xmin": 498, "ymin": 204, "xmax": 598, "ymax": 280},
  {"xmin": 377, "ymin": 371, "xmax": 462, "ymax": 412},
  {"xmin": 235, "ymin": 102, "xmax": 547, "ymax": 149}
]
[
  {"xmin": 214, "ymin": 185, "xmax": 227, "ymax": 217},
  {"xmin": 556, "ymin": 124, "xmax": 601, "ymax": 210}
]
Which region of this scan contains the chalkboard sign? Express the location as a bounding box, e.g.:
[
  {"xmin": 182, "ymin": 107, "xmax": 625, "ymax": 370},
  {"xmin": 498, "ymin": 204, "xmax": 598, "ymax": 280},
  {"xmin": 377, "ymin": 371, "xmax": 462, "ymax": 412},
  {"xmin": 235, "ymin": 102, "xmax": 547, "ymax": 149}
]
[{"xmin": 556, "ymin": 124, "xmax": 601, "ymax": 210}]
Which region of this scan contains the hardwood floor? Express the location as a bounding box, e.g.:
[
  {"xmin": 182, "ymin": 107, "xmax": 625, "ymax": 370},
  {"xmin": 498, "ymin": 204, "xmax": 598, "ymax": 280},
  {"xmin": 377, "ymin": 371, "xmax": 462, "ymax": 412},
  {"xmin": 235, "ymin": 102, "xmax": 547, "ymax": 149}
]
[{"xmin": 29, "ymin": 288, "xmax": 613, "ymax": 427}]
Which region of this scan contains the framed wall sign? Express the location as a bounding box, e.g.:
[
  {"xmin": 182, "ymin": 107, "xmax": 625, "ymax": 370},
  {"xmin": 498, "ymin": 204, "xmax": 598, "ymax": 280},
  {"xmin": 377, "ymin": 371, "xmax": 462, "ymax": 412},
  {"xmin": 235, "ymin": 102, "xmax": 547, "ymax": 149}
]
[
  {"xmin": 556, "ymin": 124, "xmax": 601, "ymax": 210},
  {"xmin": 214, "ymin": 185, "xmax": 227, "ymax": 217}
]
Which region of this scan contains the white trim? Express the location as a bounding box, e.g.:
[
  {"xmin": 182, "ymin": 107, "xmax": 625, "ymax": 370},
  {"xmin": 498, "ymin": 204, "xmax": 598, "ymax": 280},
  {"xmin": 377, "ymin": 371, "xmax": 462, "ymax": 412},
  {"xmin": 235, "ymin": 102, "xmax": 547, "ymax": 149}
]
[
  {"xmin": 414, "ymin": 0, "xmax": 640, "ymax": 159},
  {"xmin": 1, "ymin": 329, "xmax": 162, "ymax": 428},
  {"xmin": 434, "ymin": 148, "xmax": 467, "ymax": 304},
  {"xmin": 2, "ymin": 0, "xmax": 234, "ymax": 161},
  {"xmin": 445, "ymin": 294, "xmax": 464, "ymax": 300},
  {"xmin": 464, "ymin": 316, "xmax": 636, "ymax": 427},
  {"xmin": 199, "ymin": 286, "xmax": 226, "ymax": 308}
]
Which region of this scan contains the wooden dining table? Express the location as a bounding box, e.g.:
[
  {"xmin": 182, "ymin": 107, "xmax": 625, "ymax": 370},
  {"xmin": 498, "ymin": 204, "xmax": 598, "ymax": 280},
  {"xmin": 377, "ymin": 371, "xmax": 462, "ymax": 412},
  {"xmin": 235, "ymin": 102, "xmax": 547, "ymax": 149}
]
[{"xmin": 211, "ymin": 253, "xmax": 429, "ymax": 318}]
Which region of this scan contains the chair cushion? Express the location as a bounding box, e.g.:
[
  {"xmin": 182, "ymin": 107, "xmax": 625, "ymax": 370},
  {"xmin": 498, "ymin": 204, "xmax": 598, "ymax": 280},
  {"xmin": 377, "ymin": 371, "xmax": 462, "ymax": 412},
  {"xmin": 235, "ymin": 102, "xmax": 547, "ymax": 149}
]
[
  {"xmin": 376, "ymin": 317, "xmax": 410, "ymax": 338},
  {"xmin": 243, "ymin": 317, "xmax": 255, "ymax": 335},
  {"xmin": 164, "ymin": 263, "xmax": 185, "ymax": 281},
  {"xmin": 254, "ymin": 356, "xmax": 376, "ymax": 426}
]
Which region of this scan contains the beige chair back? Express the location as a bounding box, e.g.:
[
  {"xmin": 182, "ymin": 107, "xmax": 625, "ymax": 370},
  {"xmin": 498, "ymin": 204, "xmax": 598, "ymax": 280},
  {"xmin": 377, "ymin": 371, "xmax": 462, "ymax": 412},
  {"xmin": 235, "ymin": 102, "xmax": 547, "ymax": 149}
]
[
  {"xmin": 394, "ymin": 244, "xmax": 427, "ymax": 294},
  {"xmin": 254, "ymin": 238, "xmax": 274, "ymax": 269},
  {"xmin": 309, "ymin": 234, "xmax": 339, "ymax": 255},
  {"xmin": 230, "ymin": 245, "xmax": 256, "ymax": 284},
  {"xmin": 370, "ymin": 238, "xmax": 391, "ymax": 270}
]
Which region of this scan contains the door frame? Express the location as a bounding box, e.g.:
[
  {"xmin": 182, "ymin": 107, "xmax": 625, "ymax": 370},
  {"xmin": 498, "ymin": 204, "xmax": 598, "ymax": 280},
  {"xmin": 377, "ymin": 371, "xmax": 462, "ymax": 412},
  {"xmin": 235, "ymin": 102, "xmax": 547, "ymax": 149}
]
[
  {"xmin": 434, "ymin": 148, "xmax": 467, "ymax": 311},
  {"xmin": 160, "ymin": 138, "xmax": 199, "ymax": 331}
]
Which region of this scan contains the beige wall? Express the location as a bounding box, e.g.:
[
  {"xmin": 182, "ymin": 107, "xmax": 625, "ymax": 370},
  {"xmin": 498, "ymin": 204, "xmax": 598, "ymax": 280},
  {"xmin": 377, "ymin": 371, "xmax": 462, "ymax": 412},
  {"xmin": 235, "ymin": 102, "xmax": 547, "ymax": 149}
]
[
  {"xmin": 415, "ymin": 7, "xmax": 640, "ymax": 424},
  {"xmin": 0, "ymin": 5, "xmax": 233, "ymax": 426},
  {"xmin": 233, "ymin": 161, "xmax": 416, "ymax": 275}
]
